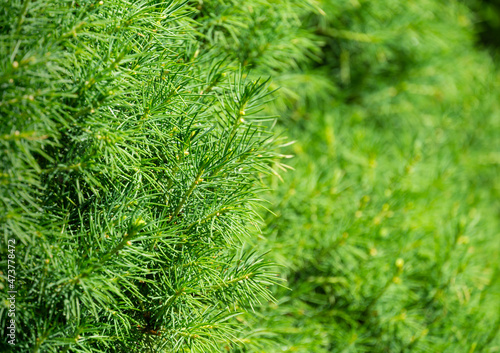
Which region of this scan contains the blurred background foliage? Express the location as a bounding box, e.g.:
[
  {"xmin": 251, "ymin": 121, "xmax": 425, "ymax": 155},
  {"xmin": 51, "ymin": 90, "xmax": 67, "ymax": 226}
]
[{"xmin": 195, "ymin": 0, "xmax": 500, "ymax": 352}]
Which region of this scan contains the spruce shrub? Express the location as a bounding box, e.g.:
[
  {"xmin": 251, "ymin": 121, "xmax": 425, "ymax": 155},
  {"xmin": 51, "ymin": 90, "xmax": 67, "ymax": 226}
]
[
  {"xmin": 1, "ymin": 1, "xmax": 283, "ymax": 351},
  {"xmin": 1, "ymin": 0, "xmax": 499, "ymax": 352}
]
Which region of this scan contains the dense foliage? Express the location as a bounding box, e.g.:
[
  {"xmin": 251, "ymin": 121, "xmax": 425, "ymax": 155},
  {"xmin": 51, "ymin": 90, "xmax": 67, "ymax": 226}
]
[
  {"xmin": 1, "ymin": 0, "xmax": 499, "ymax": 352},
  {"xmin": 0, "ymin": 1, "xmax": 283, "ymax": 351}
]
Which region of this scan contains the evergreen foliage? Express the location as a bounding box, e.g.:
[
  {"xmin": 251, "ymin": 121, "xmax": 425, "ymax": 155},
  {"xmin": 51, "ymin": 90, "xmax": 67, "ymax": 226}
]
[
  {"xmin": 1, "ymin": 0, "xmax": 499, "ymax": 352},
  {"xmin": 1, "ymin": 1, "xmax": 282, "ymax": 351}
]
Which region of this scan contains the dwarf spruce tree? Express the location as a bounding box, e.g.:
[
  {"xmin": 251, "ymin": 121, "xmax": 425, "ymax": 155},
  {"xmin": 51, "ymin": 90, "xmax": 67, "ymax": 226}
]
[
  {"xmin": 2, "ymin": 0, "xmax": 500, "ymax": 352},
  {"xmin": 0, "ymin": 1, "xmax": 284, "ymax": 352}
]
